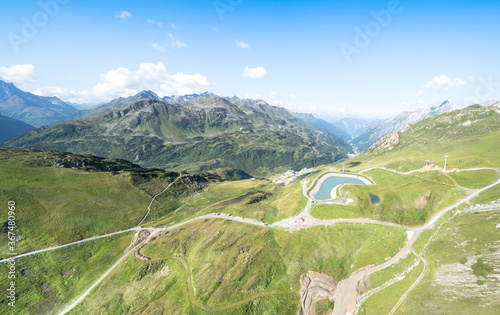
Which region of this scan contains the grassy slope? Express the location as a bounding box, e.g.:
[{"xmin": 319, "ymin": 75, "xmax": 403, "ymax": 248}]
[
  {"xmin": 0, "ymin": 149, "xmax": 211, "ymax": 255},
  {"xmin": 343, "ymin": 106, "xmax": 500, "ymax": 172},
  {"xmin": 75, "ymin": 219, "xmax": 406, "ymax": 314},
  {"xmin": 0, "ymin": 232, "xmax": 134, "ymax": 315},
  {"xmin": 364, "ymin": 210, "xmax": 500, "ymax": 314},
  {"xmin": 472, "ymin": 184, "xmax": 500, "ymax": 204},
  {"xmin": 146, "ymin": 177, "xmax": 308, "ymax": 227},
  {"xmin": 359, "ymin": 261, "xmax": 424, "ymax": 315},
  {"xmin": 447, "ymin": 169, "xmax": 499, "ymax": 189},
  {"xmin": 0, "ymin": 156, "xmax": 151, "ymax": 255},
  {"xmin": 310, "ymin": 169, "xmax": 466, "ymax": 225}
]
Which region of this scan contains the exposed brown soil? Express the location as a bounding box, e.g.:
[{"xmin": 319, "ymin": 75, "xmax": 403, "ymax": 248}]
[
  {"xmin": 125, "ymin": 229, "xmax": 151, "ymax": 252},
  {"xmin": 125, "ymin": 229, "xmax": 163, "ymax": 261}
]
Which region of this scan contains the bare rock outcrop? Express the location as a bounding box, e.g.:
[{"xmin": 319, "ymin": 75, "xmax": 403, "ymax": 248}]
[
  {"xmin": 368, "ymin": 130, "xmax": 400, "ymax": 152},
  {"xmin": 357, "ymin": 275, "xmax": 370, "ymax": 293},
  {"xmin": 297, "ymin": 271, "xmax": 338, "ymax": 315}
]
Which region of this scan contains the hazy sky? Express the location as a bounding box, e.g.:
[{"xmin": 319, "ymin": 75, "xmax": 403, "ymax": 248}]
[{"xmin": 1, "ymin": 0, "xmax": 499, "ymax": 118}]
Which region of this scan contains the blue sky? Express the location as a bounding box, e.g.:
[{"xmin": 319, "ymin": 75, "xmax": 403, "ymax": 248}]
[{"xmin": 0, "ymin": 0, "xmax": 499, "ymax": 118}]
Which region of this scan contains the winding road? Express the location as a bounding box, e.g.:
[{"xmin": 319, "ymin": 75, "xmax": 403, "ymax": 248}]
[
  {"xmin": 2, "ymin": 166, "xmax": 498, "ymax": 314},
  {"xmin": 330, "ymin": 171, "xmax": 500, "ymax": 315}
]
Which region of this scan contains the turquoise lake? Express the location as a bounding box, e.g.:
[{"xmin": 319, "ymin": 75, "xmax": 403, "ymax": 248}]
[{"xmin": 314, "ymin": 176, "xmax": 366, "ymax": 201}]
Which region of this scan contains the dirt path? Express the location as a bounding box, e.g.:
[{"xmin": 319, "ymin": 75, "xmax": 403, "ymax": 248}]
[
  {"xmin": 387, "ymin": 257, "xmax": 427, "ymax": 315},
  {"xmin": 440, "ymin": 172, "xmax": 462, "ymax": 187},
  {"xmin": 137, "ymin": 175, "xmax": 184, "ymax": 226},
  {"xmin": 1, "ymin": 177, "xmax": 184, "ymax": 262},
  {"xmin": 167, "ymin": 257, "xmax": 296, "ymax": 312}
]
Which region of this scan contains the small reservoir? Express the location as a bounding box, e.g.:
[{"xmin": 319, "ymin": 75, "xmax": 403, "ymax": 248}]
[
  {"xmin": 369, "ymin": 193, "xmax": 380, "ymax": 205},
  {"xmin": 314, "ymin": 175, "xmax": 367, "ymax": 201}
]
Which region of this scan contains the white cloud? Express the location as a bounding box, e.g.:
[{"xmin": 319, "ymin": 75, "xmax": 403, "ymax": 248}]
[
  {"xmin": 290, "ymin": 94, "xmax": 297, "ymax": 99},
  {"xmin": 402, "ymin": 102, "xmax": 411, "ymax": 107},
  {"xmin": 147, "ymin": 19, "xmax": 162, "ymax": 27},
  {"xmin": 0, "ymin": 64, "xmax": 35, "ymax": 84},
  {"xmin": 92, "ymin": 61, "xmax": 210, "ymax": 99},
  {"xmin": 270, "ymin": 91, "xmax": 281, "ymax": 97},
  {"xmin": 415, "ymin": 90, "xmax": 425, "ymax": 96},
  {"xmin": 170, "ymin": 23, "xmax": 177, "ymax": 29},
  {"xmin": 34, "ymin": 62, "xmax": 211, "ymax": 103},
  {"xmin": 116, "ymin": 11, "xmax": 132, "ymax": 19},
  {"xmin": 417, "ymin": 99, "xmax": 425, "ymax": 105},
  {"xmin": 236, "ymin": 41, "xmax": 251, "ymax": 49},
  {"xmin": 211, "ymin": 26, "xmax": 218, "ymax": 31},
  {"xmin": 425, "ymin": 75, "xmax": 466, "ymax": 91},
  {"xmin": 152, "ymin": 43, "xmax": 167, "ymax": 53},
  {"xmin": 34, "ymin": 87, "xmax": 92, "ymax": 104},
  {"xmin": 242, "ymin": 66, "xmax": 267, "ymax": 79},
  {"xmin": 168, "ymin": 34, "xmax": 188, "ymax": 48}
]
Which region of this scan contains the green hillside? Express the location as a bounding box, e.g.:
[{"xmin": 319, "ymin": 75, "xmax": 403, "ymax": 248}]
[
  {"xmin": 3, "ymin": 97, "xmax": 351, "ymax": 176},
  {"xmin": 73, "ymin": 219, "xmax": 406, "ymax": 314},
  {"xmin": 342, "ymin": 104, "xmax": 500, "ymax": 172},
  {"xmin": 0, "ymin": 232, "xmax": 134, "ymax": 315},
  {"xmin": 0, "ymin": 148, "xmax": 217, "ymax": 255},
  {"xmin": 310, "ymin": 169, "xmax": 468, "ymax": 225}
]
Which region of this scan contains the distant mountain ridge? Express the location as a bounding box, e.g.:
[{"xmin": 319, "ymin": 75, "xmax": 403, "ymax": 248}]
[
  {"xmin": 290, "ymin": 112, "xmax": 351, "ymax": 141},
  {"xmin": 71, "ymin": 91, "xmax": 216, "ymax": 119},
  {"xmin": 352, "ymin": 101, "xmax": 456, "ymax": 149},
  {"xmin": 4, "ymin": 94, "xmax": 351, "ymax": 176},
  {"xmin": 365, "ymin": 103, "xmax": 499, "ymax": 170},
  {"xmin": 332, "ymin": 117, "xmax": 380, "ymax": 140},
  {"xmin": 0, "ymin": 80, "xmax": 77, "ymax": 127}
]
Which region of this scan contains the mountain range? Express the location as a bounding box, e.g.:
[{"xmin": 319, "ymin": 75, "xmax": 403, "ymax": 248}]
[
  {"xmin": 71, "ymin": 90, "xmax": 216, "ymax": 119},
  {"xmin": 327, "ymin": 117, "xmax": 380, "ymax": 141},
  {"xmin": 363, "ymin": 102, "xmax": 500, "ymax": 170},
  {"xmin": 290, "ymin": 112, "xmax": 352, "ymax": 142},
  {"xmin": 352, "ymin": 101, "xmax": 456, "ymax": 149},
  {"xmin": 0, "ymin": 80, "xmax": 471, "ymax": 174},
  {"xmin": 0, "ymin": 80, "xmax": 77, "ymax": 127},
  {"xmin": 3, "ymin": 93, "xmax": 351, "ymax": 176}
]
